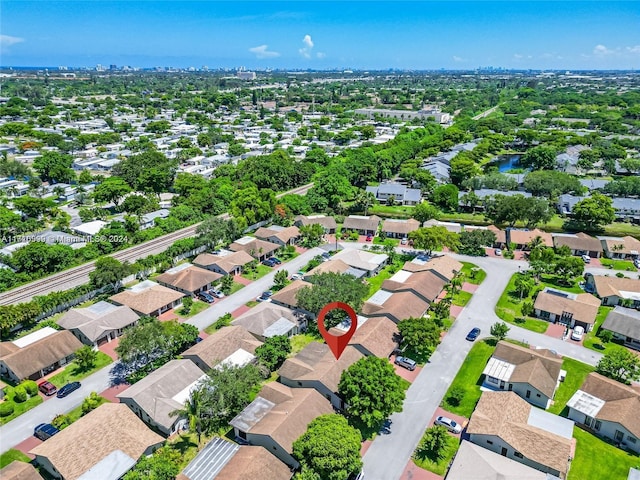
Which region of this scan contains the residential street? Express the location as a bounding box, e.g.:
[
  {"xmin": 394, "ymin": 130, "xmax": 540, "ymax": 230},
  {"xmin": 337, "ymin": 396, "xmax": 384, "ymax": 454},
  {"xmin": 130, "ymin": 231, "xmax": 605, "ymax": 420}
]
[{"xmin": 362, "ymin": 252, "xmax": 604, "ymax": 480}]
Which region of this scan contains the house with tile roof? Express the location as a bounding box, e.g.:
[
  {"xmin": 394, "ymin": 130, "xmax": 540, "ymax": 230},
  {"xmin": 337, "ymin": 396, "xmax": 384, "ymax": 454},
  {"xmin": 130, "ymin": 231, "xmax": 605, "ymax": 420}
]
[
  {"xmin": 182, "ymin": 325, "xmax": 263, "ymax": 373},
  {"xmin": 342, "ymin": 215, "xmax": 382, "ymax": 236},
  {"xmin": 30, "ymin": 403, "xmax": 164, "ymax": 480},
  {"xmin": 332, "ymin": 248, "xmax": 388, "ymax": 277},
  {"xmin": 330, "ymin": 315, "xmax": 400, "ymax": 358},
  {"xmin": 294, "ymin": 215, "xmax": 337, "ymax": 233},
  {"xmin": 178, "ymin": 440, "xmax": 292, "ymax": 480},
  {"xmin": 362, "ymin": 290, "xmax": 430, "ymax": 324},
  {"xmin": 381, "ymin": 269, "xmax": 447, "ymax": 304},
  {"xmin": 109, "ymin": 280, "xmax": 184, "ymax": 317},
  {"xmin": 482, "ymin": 341, "xmax": 564, "ymax": 409},
  {"xmin": 231, "ymin": 303, "xmax": 305, "ymax": 342},
  {"xmin": 381, "ymin": 218, "xmax": 420, "ymax": 238},
  {"xmin": 567, "ymin": 372, "xmax": 640, "ymax": 453},
  {"xmin": 0, "ymin": 328, "xmax": 83, "ymax": 383},
  {"xmin": 599, "ymin": 236, "xmax": 640, "ymax": 260},
  {"xmin": 269, "ymin": 279, "xmax": 313, "ymax": 313},
  {"xmin": 277, "ymin": 342, "xmax": 364, "ymax": 409},
  {"xmin": 552, "ymin": 232, "xmax": 603, "ymax": 258},
  {"xmin": 507, "ymin": 228, "xmax": 554, "ymax": 250},
  {"xmin": 57, "ymin": 301, "xmax": 139, "ymax": 348},
  {"xmin": 602, "ymin": 306, "xmax": 640, "ymax": 351},
  {"xmin": 229, "ymin": 236, "xmax": 280, "ymax": 261},
  {"xmin": 467, "ymin": 391, "xmax": 575, "ymax": 479},
  {"xmin": 193, "ymin": 250, "xmax": 255, "ymax": 276},
  {"xmin": 116, "ymin": 359, "xmax": 207, "ymax": 436},
  {"xmin": 584, "ymin": 273, "xmax": 640, "ymax": 307},
  {"xmin": 155, "ymin": 263, "xmax": 222, "ymax": 297},
  {"xmin": 229, "ymin": 383, "xmax": 333, "ymax": 468},
  {"xmin": 254, "ymin": 226, "xmax": 300, "ymax": 246},
  {"xmin": 533, "ymin": 288, "xmax": 600, "ymax": 332},
  {"xmin": 402, "ymin": 254, "xmax": 463, "ymax": 282},
  {"xmin": 0, "ymin": 461, "xmax": 43, "ymax": 480}
]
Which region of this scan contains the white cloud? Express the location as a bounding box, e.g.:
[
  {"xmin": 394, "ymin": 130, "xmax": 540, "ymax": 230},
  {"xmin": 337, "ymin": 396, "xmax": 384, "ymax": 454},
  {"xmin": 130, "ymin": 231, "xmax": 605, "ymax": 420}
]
[
  {"xmin": 299, "ymin": 34, "xmax": 315, "ymax": 59},
  {"xmin": 316, "ymin": 52, "xmax": 326, "ymax": 59},
  {"xmin": 452, "ymin": 55, "xmax": 465, "ymax": 62},
  {"xmin": 593, "ymin": 44, "xmax": 614, "ymax": 56},
  {"xmin": 0, "ymin": 35, "xmax": 24, "ymax": 51},
  {"xmin": 626, "ymin": 45, "xmax": 640, "ymax": 54},
  {"xmin": 249, "ymin": 45, "xmax": 280, "ymax": 59},
  {"xmin": 513, "ymin": 54, "xmax": 524, "ymax": 59}
]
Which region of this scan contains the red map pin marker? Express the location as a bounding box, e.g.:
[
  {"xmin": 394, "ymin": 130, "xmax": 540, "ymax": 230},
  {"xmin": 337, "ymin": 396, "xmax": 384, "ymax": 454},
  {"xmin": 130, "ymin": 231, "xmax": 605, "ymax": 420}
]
[{"xmin": 317, "ymin": 301, "xmax": 358, "ymax": 360}]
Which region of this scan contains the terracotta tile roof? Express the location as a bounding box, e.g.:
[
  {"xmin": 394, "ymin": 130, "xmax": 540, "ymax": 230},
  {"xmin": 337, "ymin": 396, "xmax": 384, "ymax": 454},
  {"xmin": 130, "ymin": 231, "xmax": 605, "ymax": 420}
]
[
  {"xmin": 294, "ymin": 215, "xmax": 337, "ymax": 230},
  {"xmin": 508, "ymin": 228, "xmax": 553, "ymax": 247},
  {"xmin": 533, "ymin": 290, "xmax": 600, "ymax": 326},
  {"xmin": 601, "ymin": 236, "xmax": 640, "ymax": 256},
  {"xmin": 590, "ymin": 275, "xmax": 640, "ymax": 299},
  {"xmin": 553, "ymin": 232, "xmax": 603, "ymax": 253},
  {"xmin": 466, "ymin": 392, "xmax": 573, "ymax": 478},
  {"xmin": 231, "ymin": 383, "xmax": 333, "ymax": 453},
  {"xmin": 382, "ymin": 270, "xmax": 446, "ymax": 303},
  {"xmin": 491, "ymin": 341, "xmax": 563, "ymax": 398},
  {"xmin": 305, "ymin": 259, "xmax": 351, "ymax": 277},
  {"xmin": 229, "ymin": 238, "xmax": 280, "ymax": 257},
  {"xmin": 381, "ymin": 218, "xmax": 420, "ymax": 235},
  {"xmin": 270, "ymin": 280, "xmax": 312, "ymax": 309},
  {"xmin": 488, "ymin": 225, "xmax": 507, "ymax": 244},
  {"xmin": 182, "ymin": 326, "xmax": 263, "ymax": 371},
  {"xmin": 193, "ymin": 250, "xmax": 255, "ymax": 274},
  {"xmin": 109, "ymin": 282, "xmax": 184, "ymax": 316},
  {"xmin": 343, "ymin": 215, "xmax": 382, "ymax": 232},
  {"xmin": 0, "ymin": 331, "xmax": 83, "ymax": 381},
  {"xmin": 216, "ymin": 446, "xmax": 292, "ymax": 480},
  {"xmin": 155, "ymin": 265, "xmax": 222, "ymax": 293},
  {"xmin": 0, "ymin": 461, "xmax": 43, "ymax": 480},
  {"xmin": 577, "ymin": 372, "xmax": 640, "ymax": 438},
  {"xmin": 254, "ymin": 226, "xmax": 300, "ymax": 244},
  {"xmin": 277, "ymin": 343, "xmax": 364, "ymax": 392},
  {"xmin": 57, "ymin": 302, "xmax": 139, "ymax": 342},
  {"xmin": 29, "ymin": 403, "xmax": 164, "ymax": 480},
  {"xmin": 362, "ymin": 291, "xmax": 429, "ymax": 323},
  {"xmin": 349, "ymin": 317, "xmax": 400, "ymax": 358}
]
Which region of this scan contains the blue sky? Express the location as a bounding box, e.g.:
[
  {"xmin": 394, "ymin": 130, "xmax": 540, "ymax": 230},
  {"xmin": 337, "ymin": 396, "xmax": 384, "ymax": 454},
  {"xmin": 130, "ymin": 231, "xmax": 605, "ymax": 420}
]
[{"xmin": 1, "ymin": 1, "xmax": 639, "ymax": 69}]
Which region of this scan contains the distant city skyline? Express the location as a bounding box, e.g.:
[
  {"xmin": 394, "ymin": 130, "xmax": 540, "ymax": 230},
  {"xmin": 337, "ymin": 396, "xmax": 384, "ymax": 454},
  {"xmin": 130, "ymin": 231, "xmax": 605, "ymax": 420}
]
[{"xmin": 1, "ymin": 1, "xmax": 639, "ymax": 70}]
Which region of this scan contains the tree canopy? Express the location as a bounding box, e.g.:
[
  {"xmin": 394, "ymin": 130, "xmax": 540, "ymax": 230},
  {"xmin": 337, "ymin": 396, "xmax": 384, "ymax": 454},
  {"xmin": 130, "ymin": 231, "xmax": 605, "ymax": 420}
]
[
  {"xmin": 570, "ymin": 193, "xmax": 615, "ymax": 231},
  {"xmin": 408, "ymin": 226, "xmax": 459, "ymax": 254}
]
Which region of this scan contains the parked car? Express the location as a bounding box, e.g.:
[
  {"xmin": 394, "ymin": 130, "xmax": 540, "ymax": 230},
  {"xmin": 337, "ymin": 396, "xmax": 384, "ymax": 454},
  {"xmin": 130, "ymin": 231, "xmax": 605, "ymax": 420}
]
[
  {"xmin": 321, "ymin": 252, "xmax": 331, "ymax": 259},
  {"xmin": 198, "ymin": 292, "xmax": 215, "ymax": 303},
  {"xmin": 209, "ymin": 289, "xmax": 225, "ymax": 298},
  {"xmin": 494, "ymin": 248, "xmax": 502, "ymax": 256},
  {"xmin": 635, "ymin": 258, "xmax": 640, "ymax": 269},
  {"xmin": 262, "ymin": 258, "xmax": 276, "ymax": 267},
  {"xmin": 271, "ymin": 257, "xmax": 282, "ymax": 265},
  {"xmin": 366, "ymin": 235, "xmax": 373, "ymax": 242},
  {"xmin": 290, "ymin": 271, "xmax": 304, "ymax": 281},
  {"xmin": 571, "ymin": 325, "xmax": 585, "ymax": 341},
  {"xmin": 465, "ymin": 327, "xmax": 481, "ymax": 342},
  {"xmin": 434, "ymin": 416, "xmax": 462, "ymax": 434},
  {"xmin": 256, "ymin": 291, "xmax": 273, "ymax": 302},
  {"xmin": 581, "ymin": 254, "xmax": 591, "ymax": 263},
  {"xmin": 394, "ymin": 356, "xmax": 417, "ymax": 371},
  {"xmin": 56, "ymin": 381, "xmax": 81, "ymax": 398},
  {"xmin": 401, "ymin": 237, "xmax": 408, "ymax": 245},
  {"xmin": 38, "ymin": 380, "xmax": 57, "ymax": 396},
  {"xmin": 34, "ymin": 423, "xmax": 60, "ymax": 441}
]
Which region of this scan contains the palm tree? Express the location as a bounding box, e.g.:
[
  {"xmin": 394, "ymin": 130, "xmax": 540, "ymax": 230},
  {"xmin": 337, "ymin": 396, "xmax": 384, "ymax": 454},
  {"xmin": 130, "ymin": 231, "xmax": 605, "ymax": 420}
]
[
  {"xmin": 170, "ymin": 388, "xmax": 205, "ymax": 447},
  {"xmin": 526, "ymin": 235, "xmax": 545, "ymax": 253}
]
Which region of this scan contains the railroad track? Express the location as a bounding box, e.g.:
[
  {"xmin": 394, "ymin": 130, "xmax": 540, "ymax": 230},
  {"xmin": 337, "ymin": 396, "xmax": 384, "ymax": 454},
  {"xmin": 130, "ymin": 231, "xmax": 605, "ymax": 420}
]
[{"xmin": 0, "ymin": 183, "xmax": 314, "ymax": 306}]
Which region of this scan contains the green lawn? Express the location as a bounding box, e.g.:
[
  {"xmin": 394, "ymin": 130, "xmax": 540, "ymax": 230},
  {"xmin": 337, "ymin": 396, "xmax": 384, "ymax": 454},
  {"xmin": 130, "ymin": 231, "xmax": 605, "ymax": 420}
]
[
  {"xmin": 65, "ymin": 395, "xmax": 110, "ymax": 425},
  {"xmin": 368, "ymin": 204, "xmax": 415, "ymax": 218},
  {"xmin": 176, "ymin": 300, "xmax": 210, "ymax": 318},
  {"xmin": 244, "ymin": 300, "xmax": 259, "ymax": 308},
  {"xmin": 48, "ymin": 351, "xmax": 113, "ymax": 388},
  {"xmin": 412, "ymin": 433, "xmax": 459, "ymax": 476},
  {"xmin": 290, "ymin": 333, "xmax": 321, "ymax": 355},
  {"xmin": 0, "ymin": 449, "xmax": 31, "ymax": 469},
  {"xmin": 241, "ymin": 264, "xmax": 273, "ymax": 281},
  {"xmin": 600, "ymin": 258, "xmax": 637, "ymax": 271},
  {"xmin": 0, "ymin": 388, "xmax": 44, "ymax": 425},
  {"xmin": 460, "ymin": 262, "xmax": 487, "ymax": 285},
  {"xmin": 495, "ymin": 274, "xmax": 557, "ymax": 333},
  {"xmin": 440, "ymin": 339, "xmax": 496, "ymax": 417},
  {"xmin": 373, "ymin": 236, "xmax": 399, "ymax": 246},
  {"xmin": 229, "ymin": 282, "xmax": 245, "ymax": 295},
  {"xmin": 569, "ymin": 427, "xmax": 640, "ymax": 480},
  {"xmin": 452, "ymin": 290, "xmax": 472, "ymax": 307},
  {"xmin": 548, "ymin": 358, "xmax": 595, "ymax": 415},
  {"xmin": 366, "ymin": 265, "xmax": 396, "ymax": 297},
  {"xmin": 582, "ymin": 306, "xmax": 624, "ymax": 355}
]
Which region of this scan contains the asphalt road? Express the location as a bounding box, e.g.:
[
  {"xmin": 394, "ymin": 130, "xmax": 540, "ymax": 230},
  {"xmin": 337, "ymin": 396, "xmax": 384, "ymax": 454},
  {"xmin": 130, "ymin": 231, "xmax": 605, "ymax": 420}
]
[{"xmin": 362, "ymin": 252, "xmax": 604, "ymax": 480}]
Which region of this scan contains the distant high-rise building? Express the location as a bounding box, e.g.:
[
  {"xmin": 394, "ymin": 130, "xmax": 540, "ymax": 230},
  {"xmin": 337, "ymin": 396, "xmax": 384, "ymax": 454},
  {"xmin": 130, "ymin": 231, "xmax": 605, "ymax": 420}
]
[
  {"xmin": 109, "ymin": 64, "xmax": 117, "ymax": 71},
  {"xmin": 96, "ymin": 64, "xmax": 106, "ymax": 72},
  {"xmin": 58, "ymin": 66, "xmax": 68, "ymax": 71},
  {"xmin": 237, "ymin": 71, "xmax": 256, "ymax": 80}
]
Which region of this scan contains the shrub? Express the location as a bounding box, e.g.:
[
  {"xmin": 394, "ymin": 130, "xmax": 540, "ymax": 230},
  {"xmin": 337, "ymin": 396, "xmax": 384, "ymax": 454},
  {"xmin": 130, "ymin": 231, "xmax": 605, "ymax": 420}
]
[
  {"xmin": 447, "ymin": 386, "xmax": 465, "ymax": 407},
  {"xmin": 0, "ymin": 401, "xmax": 15, "ymax": 416},
  {"xmin": 616, "ymin": 272, "xmax": 625, "ymax": 278},
  {"xmin": 13, "ymin": 386, "xmax": 27, "ymax": 403},
  {"xmin": 599, "ymin": 330, "xmax": 613, "ymax": 343},
  {"xmin": 21, "ymin": 380, "xmax": 38, "ymax": 396},
  {"xmin": 52, "ymin": 413, "xmax": 71, "ymax": 429},
  {"xmin": 521, "ymin": 300, "xmax": 534, "ymax": 317}
]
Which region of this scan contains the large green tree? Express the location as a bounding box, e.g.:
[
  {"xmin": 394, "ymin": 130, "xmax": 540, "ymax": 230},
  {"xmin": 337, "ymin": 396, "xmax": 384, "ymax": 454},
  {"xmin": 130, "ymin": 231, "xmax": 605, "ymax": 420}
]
[
  {"xmin": 398, "ymin": 317, "xmax": 442, "ymax": 356},
  {"xmin": 571, "ymin": 193, "xmax": 615, "ymax": 231},
  {"xmin": 431, "ymin": 184, "xmax": 459, "ymax": 212},
  {"xmin": 408, "ymin": 226, "xmax": 459, "ymax": 254},
  {"xmin": 93, "ymin": 177, "xmax": 132, "ymax": 207},
  {"xmin": 412, "ymin": 201, "xmax": 441, "ymax": 224},
  {"xmin": 112, "ymin": 150, "xmax": 178, "ymax": 193},
  {"xmin": 458, "ymin": 229, "xmax": 496, "ymax": 256},
  {"xmin": 520, "ymin": 145, "xmax": 558, "ymax": 170},
  {"xmin": 338, "ymin": 356, "xmax": 406, "ymax": 429},
  {"xmin": 255, "ymin": 335, "xmax": 292, "ymax": 372},
  {"xmin": 292, "ymin": 414, "xmax": 363, "ymax": 480},
  {"xmin": 32, "ymin": 151, "xmax": 74, "ymax": 183},
  {"xmin": 89, "ymin": 257, "xmax": 131, "ymax": 291},
  {"xmin": 596, "ymin": 348, "xmax": 640, "ymax": 384}
]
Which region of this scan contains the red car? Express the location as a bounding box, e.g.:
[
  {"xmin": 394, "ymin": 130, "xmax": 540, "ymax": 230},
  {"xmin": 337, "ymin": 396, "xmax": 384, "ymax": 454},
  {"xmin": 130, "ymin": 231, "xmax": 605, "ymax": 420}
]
[
  {"xmin": 366, "ymin": 235, "xmax": 373, "ymax": 242},
  {"xmin": 38, "ymin": 381, "xmax": 57, "ymax": 396}
]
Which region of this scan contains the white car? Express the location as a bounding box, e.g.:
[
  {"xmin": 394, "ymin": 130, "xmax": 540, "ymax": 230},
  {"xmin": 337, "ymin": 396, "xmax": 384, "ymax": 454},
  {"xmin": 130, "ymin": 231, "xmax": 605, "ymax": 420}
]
[
  {"xmin": 581, "ymin": 255, "xmax": 591, "ymax": 264},
  {"xmin": 571, "ymin": 326, "xmax": 585, "ymax": 341},
  {"xmin": 434, "ymin": 416, "xmax": 462, "ymax": 434}
]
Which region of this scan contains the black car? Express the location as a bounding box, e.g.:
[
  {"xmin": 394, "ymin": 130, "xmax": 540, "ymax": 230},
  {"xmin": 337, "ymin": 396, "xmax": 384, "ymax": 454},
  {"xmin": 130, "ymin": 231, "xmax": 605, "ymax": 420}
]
[
  {"xmin": 56, "ymin": 381, "xmax": 81, "ymax": 398},
  {"xmin": 34, "ymin": 423, "xmax": 60, "ymax": 440},
  {"xmin": 466, "ymin": 327, "xmax": 481, "ymax": 341},
  {"xmin": 198, "ymin": 292, "xmax": 215, "ymax": 303},
  {"xmin": 271, "ymin": 257, "xmax": 282, "ymax": 265},
  {"xmin": 262, "ymin": 258, "xmax": 276, "ymax": 267}
]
